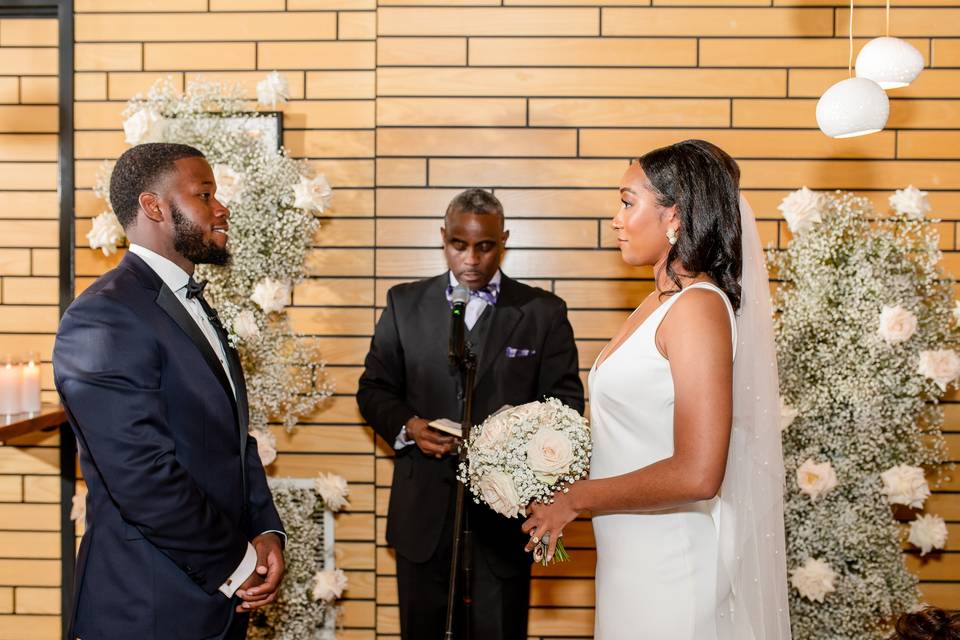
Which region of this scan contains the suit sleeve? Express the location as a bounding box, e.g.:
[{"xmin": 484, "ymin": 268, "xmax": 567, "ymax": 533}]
[
  {"xmin": 244, "ymin": 434, "xmax": 284, "ymax": 537},
  {"xmin": 538, "ymin": 299, "xmax": 586, "ymax": 414},
  {"xmin": 356, "ymin": 287, "xmax": 417, "ymax": 445},
  {"xmin": 53, "ymin": 293, "xmax": 248, "ymax": 595}
]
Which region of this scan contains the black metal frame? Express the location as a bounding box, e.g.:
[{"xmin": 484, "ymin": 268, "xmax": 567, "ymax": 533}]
[{"xmin": 0, "ymin": 1, "xmax": 75, "ymax": 635}]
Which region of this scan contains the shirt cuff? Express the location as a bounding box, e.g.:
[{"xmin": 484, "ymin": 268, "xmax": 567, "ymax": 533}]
[
  {"xmin": 394, "ymin": 424, "xmax": 415, "ymax": 450},
  {"xmin": 219, "ymin": 542, "xmax": 256, "ymax": 598}
]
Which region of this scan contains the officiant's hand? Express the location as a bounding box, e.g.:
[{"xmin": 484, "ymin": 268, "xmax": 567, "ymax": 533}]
[
  {"xmin": 522, "ymin": 488, "xmax": 579, "ymax": 562},
  {"xmin": 406, "ymin": 417, "xmax": 455, "ymax": 459},
  {"xmin": 237, "ymin": 533, "xmax": 285, "ymax": 611}
]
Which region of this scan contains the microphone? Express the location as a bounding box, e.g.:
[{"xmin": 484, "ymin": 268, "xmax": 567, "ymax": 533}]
[{"xmin": 449, "ymin": 284, "xmax": 470, "ymax": 365}]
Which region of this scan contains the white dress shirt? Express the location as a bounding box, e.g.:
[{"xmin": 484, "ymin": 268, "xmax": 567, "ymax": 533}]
[{"xmin": 128, "ymin": 244, "xmax": 257, "ymax": 598}]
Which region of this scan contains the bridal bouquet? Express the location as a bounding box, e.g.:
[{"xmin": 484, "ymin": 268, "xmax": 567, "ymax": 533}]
[{"xmin": 458, "ymin": 398, "xmax": 591, "ymax": 565}]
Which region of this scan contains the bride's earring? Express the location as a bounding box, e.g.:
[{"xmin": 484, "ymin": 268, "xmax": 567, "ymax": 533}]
[{"xmin": 666, "ymin": 227, "xmax": 678, "ymax": 246}]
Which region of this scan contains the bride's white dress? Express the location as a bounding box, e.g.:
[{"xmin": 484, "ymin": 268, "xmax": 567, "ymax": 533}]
[{"xmin": 588, "ymin": 282, "xmax": 736, "ymax": 640}]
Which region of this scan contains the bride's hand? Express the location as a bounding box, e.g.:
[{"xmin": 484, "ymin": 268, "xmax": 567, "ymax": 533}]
[{"xmin": 521, "ymin": 488, "xmax": 579, "ymax": 562}]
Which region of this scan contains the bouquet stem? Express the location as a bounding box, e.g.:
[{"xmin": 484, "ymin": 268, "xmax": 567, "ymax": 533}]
[{"xmin": 534, "ymin": 538, "xmax": 571, "ymax": 566}]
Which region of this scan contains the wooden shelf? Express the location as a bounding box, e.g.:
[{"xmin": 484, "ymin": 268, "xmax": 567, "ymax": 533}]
[{"xmin": 0, "ymin": 404, "xmax": 67, "ymax": 442}]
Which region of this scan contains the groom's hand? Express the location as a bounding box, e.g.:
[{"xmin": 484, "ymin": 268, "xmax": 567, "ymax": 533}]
[
  {"xmin": 237, "ymin": 533, "xmax": 284, "ymax": 611},
  {"xmin": 406, "ymin": 417, "xmax": 455, "ymax": 459}
]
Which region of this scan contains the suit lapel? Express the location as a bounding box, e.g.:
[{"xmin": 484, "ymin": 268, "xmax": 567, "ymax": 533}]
[
  {"xmin": 475, "ymin": 275, "xmax": 524, "ymax": 385},
  {"xmin": 155, "ymin": 284, "xmax": 238, "ymax": 413}
]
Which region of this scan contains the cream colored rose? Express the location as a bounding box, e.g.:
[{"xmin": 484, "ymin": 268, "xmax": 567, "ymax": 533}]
[
  {"xmin": 796, "ymin": 459, "xmax": 838, "ymax": 501},
  {"xmin": 123, "ymin": 108, "xmax": 165, "ymax": 145},
  {"xmin": 778, "ymin": 187, "xmax": 823, "ymax": 234},
  {"xmin": 212, "ymin": 164, "xmax": 244, "ymax": 205},
  {"xmin": 954, "ymin": 301, "xmax": 960, "ymax": 326},
  {"xmin": 256, "ymin": 71, "xmax": 289, "ymax": 108},
  {"xmin": 253, "ymin": 429, "xmax": 277, "ymax": 466},
  {"xmin": 315, "ymin": 472, "xmax": 350, "ymax": 512},
  {"xmin": 250, "ymin": 277, "xmax": 290, "ymax": 314},
  {"xmin": 790, "ymin": 558, "xmax": 837, "ymax": 603},
  {"xmin": 909, "ymin": 514, "xmax": 948, "ymax": 555},
  {"xmin": 880, "ymin": 464, "xmax": 929, "ymax": 509},
  {"xmin": 311, "ymin": 568, "xmax": 348, "ymax": 602},
  {"xmin": 917, "ymin": 349, "xmax": 960, "ymax": 392},
  {"xmin": 890, "ymin": 185, "xmax": 932, "ymax": 219},
  {"xmin": 526, "ymin": 427, "xmax": 575, "ymax": 485},
  {"xmin": 877, "ymin": 305, "xmax": 918, "ymax": 345},
  {"xmin": 780, "ymin": 398, "xmax": 799, "ymax": 432},
  {"xmin": 474, "ymin": 416, "xmax": 510, "ymax": 452},
  {"xmin": 87, "ymin": 211, "xmax": 125, "ymax": 257},
  {"xmin": 231, "ymin": 310, "xmax": 260, "ymax": 342},
  {"xmin": 70, "ymin": 491, "xmax": 87, "ymax": 524},
  {"xmin": 294, "ymin": 174, "xmax": 333, "ymax": 213},
  {"xmin": 476, "ymin": 470, "xmax": 521, "ymax": 518}
]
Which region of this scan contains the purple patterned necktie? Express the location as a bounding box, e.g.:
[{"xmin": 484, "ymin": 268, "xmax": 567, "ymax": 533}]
[{"xmin": 446, "ymin": 282, "xmax": 499, "ymax": 307}]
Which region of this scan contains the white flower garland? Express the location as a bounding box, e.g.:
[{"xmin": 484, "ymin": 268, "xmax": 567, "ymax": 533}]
[
  {"xmin": 91, "ymin": 76, "xmax": 333, "ymax": 441},
  {"xmin": 772, "ymin": 188, "xmax": 955, "ymax": 639}
]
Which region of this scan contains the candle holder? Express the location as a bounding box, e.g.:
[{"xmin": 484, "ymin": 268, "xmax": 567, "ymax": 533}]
[
  {"xmin": 20, "ymin": 353, "xmax": 41, "ymax": 415},
  {"xmin": 0, "ymin": 355, "xmax": 23, "ymax": 416}
]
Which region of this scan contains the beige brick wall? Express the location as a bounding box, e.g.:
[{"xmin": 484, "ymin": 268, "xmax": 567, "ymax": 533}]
[
  {"xmin": 1, "ymin": 1, "xmax": 959, "ymax": 638},
  {"xmin": 0, "ymin": 15, "xmax": 63, "ymax": 639}
]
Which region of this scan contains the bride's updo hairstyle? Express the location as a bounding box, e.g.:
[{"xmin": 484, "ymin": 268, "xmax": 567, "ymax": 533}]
[
  {"xmin": 891, "ymin": 607, "xmax": 960, "ymax": 640},
  {"xmin": 638, "ymin": 139, "xmax": 742, "ymax": 311}
]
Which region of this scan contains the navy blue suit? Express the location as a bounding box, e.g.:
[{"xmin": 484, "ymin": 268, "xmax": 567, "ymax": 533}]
[{"xmin": 54, "ymin": 253, "xmax": 283, "ymax": 639}]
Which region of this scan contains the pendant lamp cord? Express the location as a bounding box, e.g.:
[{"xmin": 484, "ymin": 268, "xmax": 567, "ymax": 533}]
[
  {"xmin": 885, "ymin": 0, "xmax": 890, "ymax": 36},
  {"xmin": 847, "ymin": 0, "xmax": 855, "ymax": 76}
]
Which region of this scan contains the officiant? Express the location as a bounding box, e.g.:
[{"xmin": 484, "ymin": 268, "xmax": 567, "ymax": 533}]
[{"xmin": 357, "ymin": 188, "xmax": 584, "ymax": 639}]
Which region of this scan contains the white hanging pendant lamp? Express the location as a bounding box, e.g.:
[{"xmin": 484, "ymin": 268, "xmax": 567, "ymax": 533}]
[
  {"xmin": 855, "ymin": 1, "xmax": 923, "ymax": 89},
  {"xmin": 816, "ymin": 0, "xmax": 889, "ymax": 138}
]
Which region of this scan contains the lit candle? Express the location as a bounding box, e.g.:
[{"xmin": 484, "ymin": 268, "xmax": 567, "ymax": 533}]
[
  {"xmin": 20, "ymin": 357, "xmax": 41, "ymax": 414},
  {"xmin": 0, "ymin": 358, "xmax": 22, "ymax": 416}
]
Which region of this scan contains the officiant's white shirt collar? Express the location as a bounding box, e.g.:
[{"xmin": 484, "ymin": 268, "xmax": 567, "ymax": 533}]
[
  {"xmin": 129, "ymin": 243, "xmax": 191, "ymax": 294},
  {"xmin": 448, "ymin": 269, "xmax": 501, "ymax": 289}
]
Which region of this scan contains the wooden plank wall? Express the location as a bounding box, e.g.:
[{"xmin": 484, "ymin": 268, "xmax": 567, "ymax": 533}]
[
  {"xmin": 0, "ymin": 0, "xmax": 958, "ymax": 638},
  {"xmin": 0, "ymin": 15, "xmax": 64, "ymax": 639}
]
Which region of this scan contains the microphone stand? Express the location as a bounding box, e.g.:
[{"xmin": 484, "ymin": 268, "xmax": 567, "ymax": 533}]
[{"xmin": 443, "ymin": 342, "xmax": 477, "ymax": 640}]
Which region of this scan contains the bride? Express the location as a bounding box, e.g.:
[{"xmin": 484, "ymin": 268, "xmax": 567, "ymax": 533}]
[{"xmin": 522, "ymin": 140, "xmax": 791, "ymax": 639}]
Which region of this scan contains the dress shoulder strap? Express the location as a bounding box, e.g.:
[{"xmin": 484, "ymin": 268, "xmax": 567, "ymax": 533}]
[{"xmin": 665, "ymin": 282, "xmax": 738, "ymax": 354}]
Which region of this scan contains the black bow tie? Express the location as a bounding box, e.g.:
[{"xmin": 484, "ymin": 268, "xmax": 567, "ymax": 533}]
[{"xmin": 185, "ymin": 277, "xmax": 207, "ymax": 300}]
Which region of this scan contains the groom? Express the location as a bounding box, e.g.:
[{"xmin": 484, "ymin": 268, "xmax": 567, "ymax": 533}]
[
  {"xmin": 54, "ymin": 143, "xmax": 285, "ymax": 639},
  {"xmin": 357, "ymin": 188, "xmax": 584, "ymax": 639}
]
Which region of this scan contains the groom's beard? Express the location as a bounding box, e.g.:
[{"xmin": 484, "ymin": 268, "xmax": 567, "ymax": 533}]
[{"xmin": 171, "ymin": 203, "xmax": 231, "ymax": 267}]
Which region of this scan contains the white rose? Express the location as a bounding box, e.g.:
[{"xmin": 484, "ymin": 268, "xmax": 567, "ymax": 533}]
[
  {"xmin": 250, "ymin": 278, "xmax": 290, "ymax": 314},
  {"xmin": 256, "ymin": 71, "xmax": 289, "ymax": 108},
  {"xmin": 253, "ymin": 429, "xmax": 277, "ymax": 466},
  {"xmin": 778, "ymin": 186, "xmax": 823, "ymax": 234},
  {"xmin": 790, "ymin": 558, "xmax": 838, "ymax": 603},
  {"xmin": 86, "ymin": 211, "xmax": 125, "ymax": 256},
  {"xmin": 917, "ymin": 349, "xmax": 960, "ymax": 392},
  {"xmin": 474, "ymin": 416, "xmax": 510, "ymax": 452},
  {"xmin": 212, "ymin": 164, "xmax": 244, "ymax": 205},
  {"xmin": 293, "ymin": 174, "xmax": 333, "ymax": 213},
  {"xmin": 122, "ymin": 108, "xmax": 165, "ymax": 145},
  {"xmin": 881, "ymin": 464, "xmax": 930, "ymax": 509},
  {"xmin": 311, "ymin": 568, "xmax": 347, "ymax": 602},
  {"xmin": 476, "ymin": 470, "xmax": 522, "ymax": 518},
  {"xmin": 954, "ymin": 301, "xmax": 960, "ymax": 326},
  {"xmin": 315, "ymin": 472, "xmax": 350, "ymax": 512},
  {"xmin": 877, "ymin": 305, "xmax": 918, "ymax": 345},
  {"xmin": 70, "ymin": 492, "xmax": 86, "ymax": 524},
  {"xmin": 526, "ymin": 427, "xmax": 575, "ymax": 485},
  {"xmin": 780, "ymin": 398, "xmax": 799, "ymax": 432},
  {"xmin": 231, "ymin": 310, "xmax": 260, "ymax": 342},
  {"xmin": 890, "ymin": 185, "xmax": 932, "ymax": 219},
  {"xmin": 796, "ymin": 459, "xmax": 838, "ymax": 501},
  {"xmin": 908, "ymin": 514, "xmax": 948, "ymax": 555}
]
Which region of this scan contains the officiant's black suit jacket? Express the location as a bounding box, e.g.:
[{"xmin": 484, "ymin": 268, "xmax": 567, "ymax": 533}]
[
  {"xmin": 53, "ymin": 253, "xmax": 283, "ymax": 639},
  {"xmin": 357, "ymin": 273, "xmax": 584, "ymax": 575}
]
